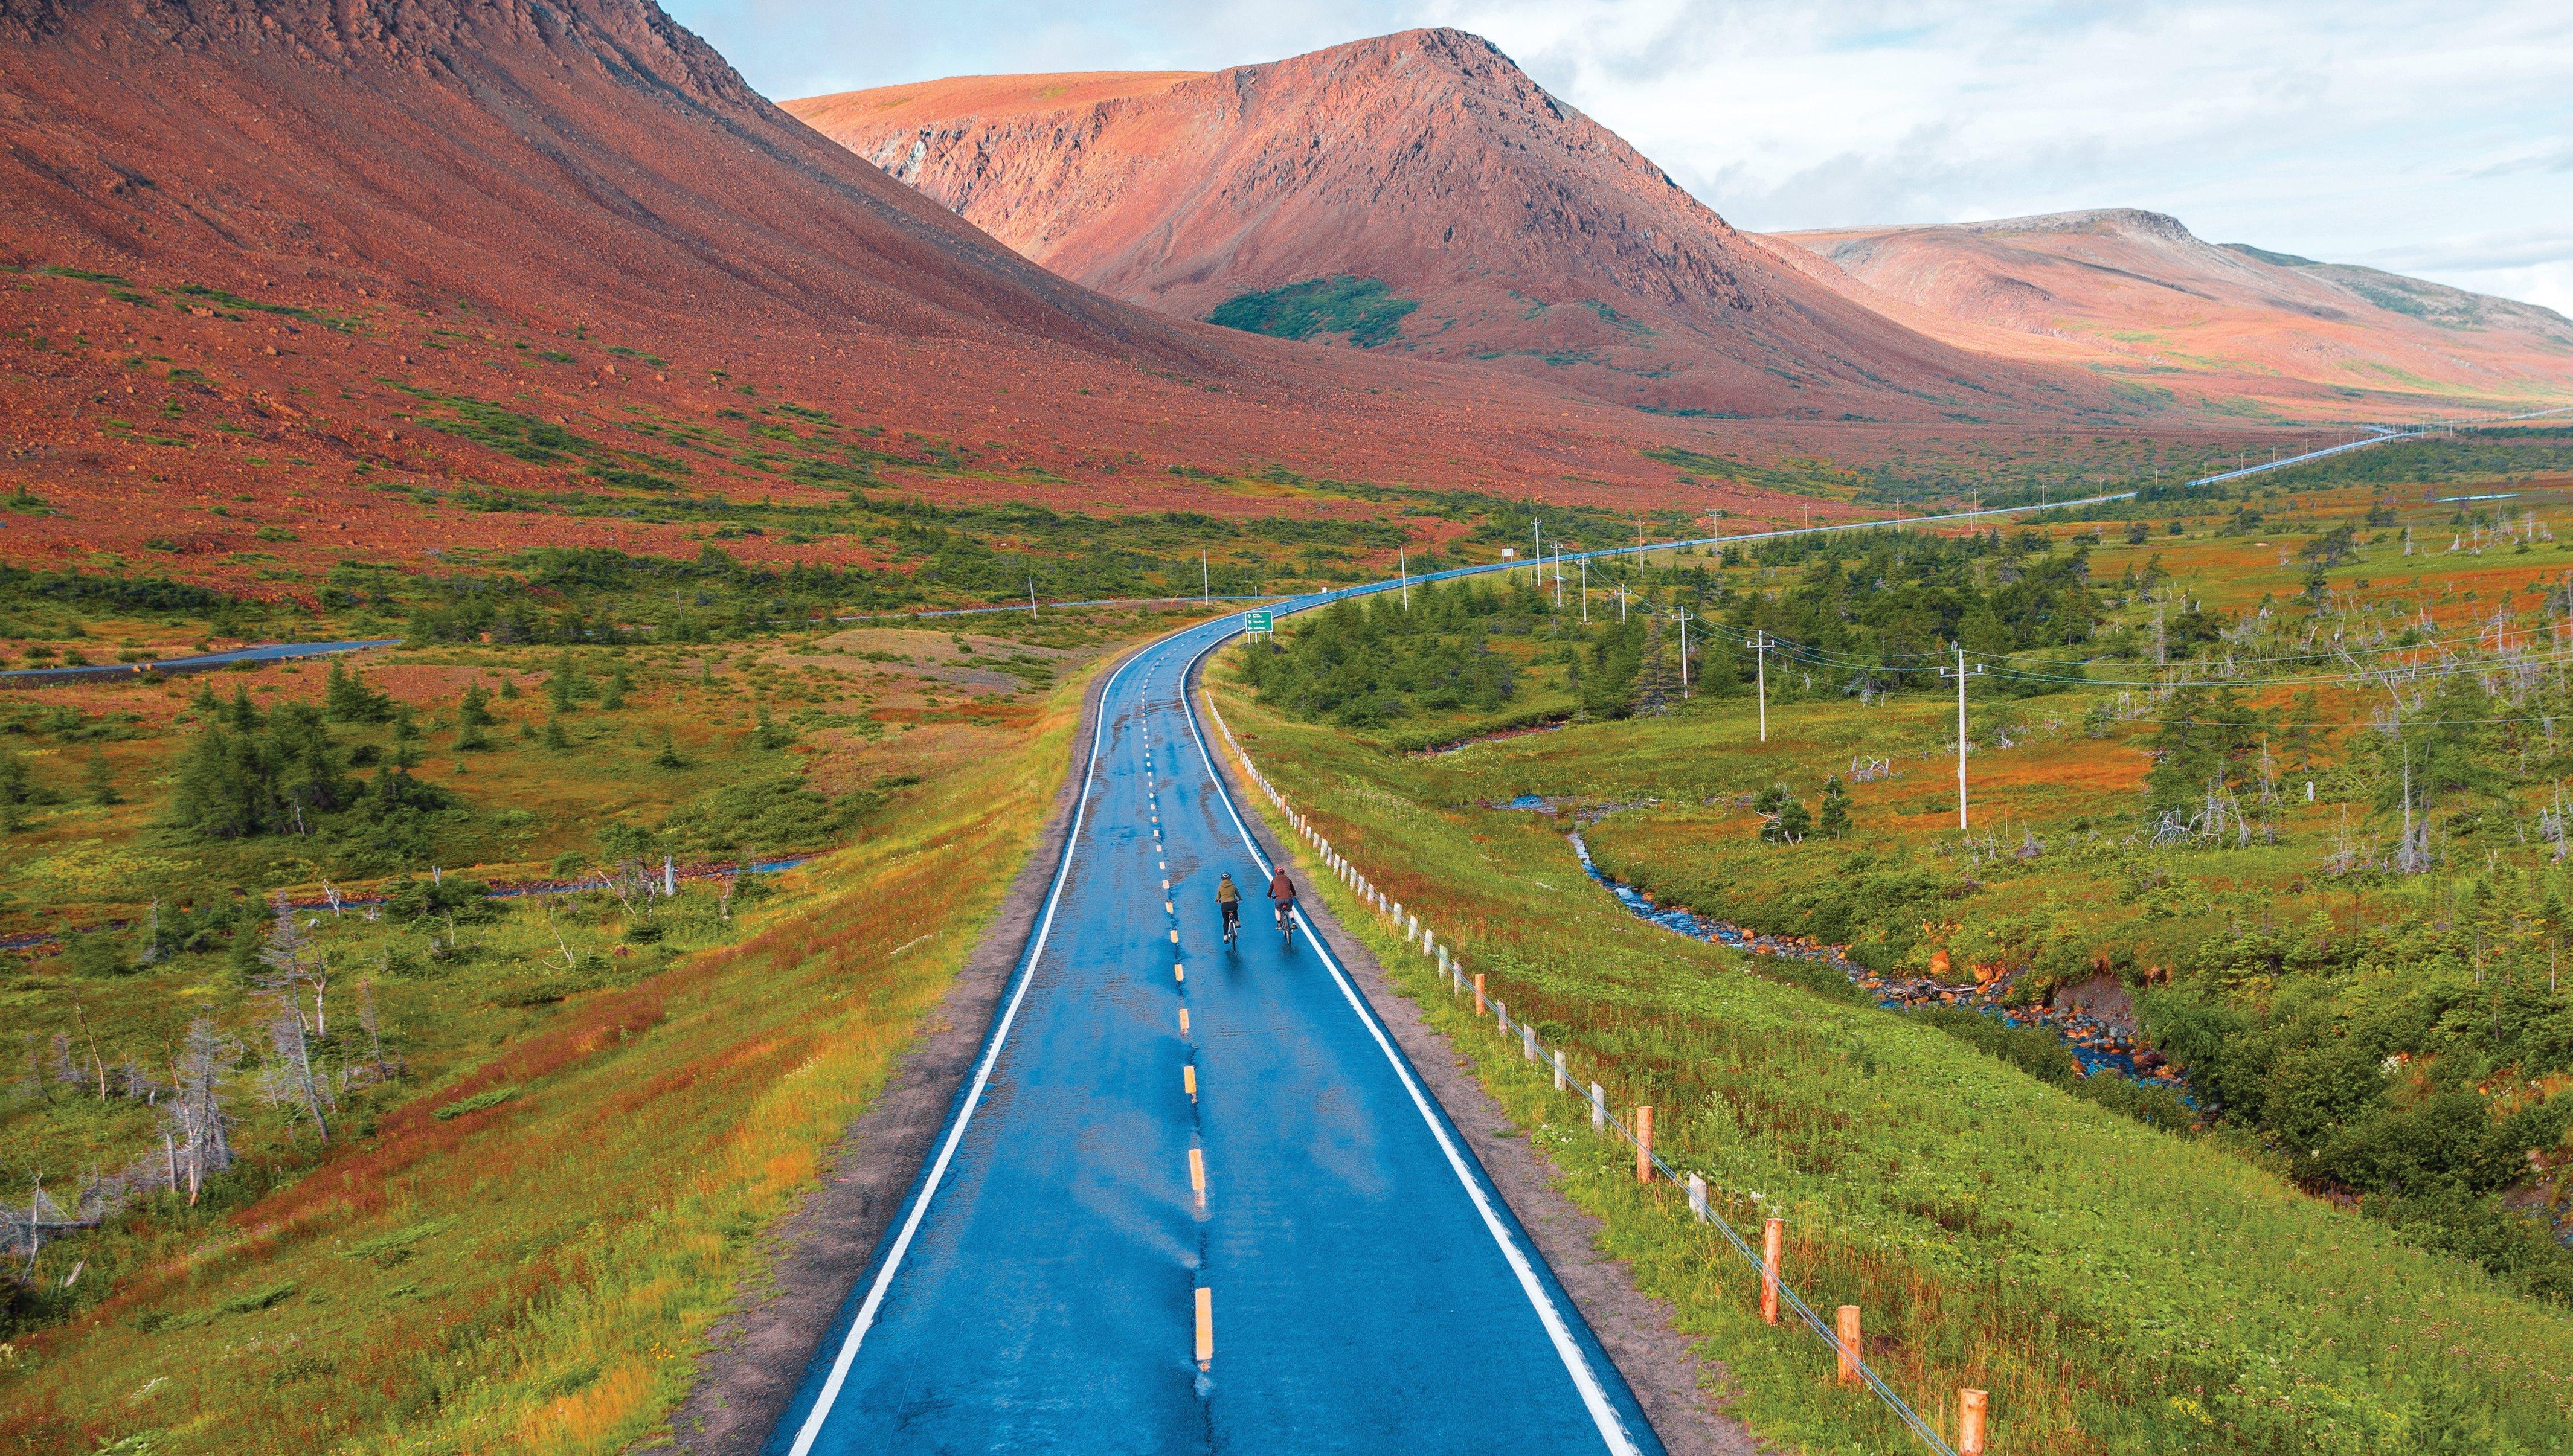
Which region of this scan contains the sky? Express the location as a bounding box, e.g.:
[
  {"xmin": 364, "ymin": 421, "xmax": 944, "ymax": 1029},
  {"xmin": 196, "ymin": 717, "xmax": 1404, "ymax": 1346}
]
[{"xmin": 667, "ymin": 0, "xmax": 2573, "ymax": 315}]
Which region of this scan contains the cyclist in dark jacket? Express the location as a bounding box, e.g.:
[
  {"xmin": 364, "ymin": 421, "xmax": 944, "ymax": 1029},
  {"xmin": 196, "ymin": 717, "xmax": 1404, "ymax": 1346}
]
[
  {"xmin": 1216, "ymin": 873, "xmax": 1242, "ymax": 940},
  {"xmin": 1267, "ymin": 867, "xmax": 1296, "ymax": 929}
]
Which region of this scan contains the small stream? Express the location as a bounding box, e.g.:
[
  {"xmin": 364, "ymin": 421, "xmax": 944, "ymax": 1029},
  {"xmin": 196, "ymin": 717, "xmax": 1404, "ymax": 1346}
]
[{"xmin": 1506, "ymin": 799, "xmax": 2183, "ymax": 1092}]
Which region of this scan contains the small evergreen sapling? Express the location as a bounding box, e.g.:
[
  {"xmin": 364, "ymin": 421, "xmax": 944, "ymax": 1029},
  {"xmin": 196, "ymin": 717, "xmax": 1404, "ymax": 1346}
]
[
  {"xmin": 1817, "ymin": 776, "xmax": 1851, "ymax": 839},
  {"xmin": 1753, "ymin": 785, "xmax": 1810, "ymax": 844}
]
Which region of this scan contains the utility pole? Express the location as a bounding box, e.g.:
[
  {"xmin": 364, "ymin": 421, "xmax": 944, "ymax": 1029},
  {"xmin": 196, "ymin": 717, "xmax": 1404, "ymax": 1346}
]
[
  {"xmin": 1201, "ymin": 550, "xmax": 1210, "ymax": 605},
  {"xmin": 1579, "ymin": 558, "xmax": 1588, "ymax": 623},
  {"xmin": 1400, "ymin": 547, "xmax": 1409, "ymax": 609},
  {"xmin": 1744, "ymin": 629, "xmax": 1771, "ymax": 741},
  {"xmin": 1027, "ymin": 577, "xmax": 1038, "ymax": 621},
  {"xmin": 1553, "ymin": 546, "xmax": 1563, "ymax": 608},
  {"xmin": 1532, "ymin": 518, "xmax": 1543, "ymax": 588},
  {"xmin": 1676, "ymin": 608, "xmax": 1691, "ymax": 699},
  {"xmin": 1617, "ymin": 582, "xmax": 1630, "ymax": 623},
  {"xmin": 1939, "ymin": 645, "xmax": 1984, "ymax": 831}
]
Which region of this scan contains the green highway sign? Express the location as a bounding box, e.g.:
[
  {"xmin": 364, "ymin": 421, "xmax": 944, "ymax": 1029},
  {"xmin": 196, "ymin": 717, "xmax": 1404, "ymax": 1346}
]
[{"xmin": 1244, "ymin": 609, "xmax": 1273, "ymax": 633}]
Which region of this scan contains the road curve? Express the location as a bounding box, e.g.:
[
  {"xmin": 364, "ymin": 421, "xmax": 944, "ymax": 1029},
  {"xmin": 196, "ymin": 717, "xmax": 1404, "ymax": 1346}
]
[{"xmin": 763, "ymin": 609, "xmax": 1662, "ymax": 1454}]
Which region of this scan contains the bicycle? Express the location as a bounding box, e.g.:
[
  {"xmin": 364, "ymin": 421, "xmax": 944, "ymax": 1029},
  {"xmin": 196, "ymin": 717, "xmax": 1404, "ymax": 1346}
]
[
  {"xmin": 1273, "ymin": 899, "xmax": 1295, "ymax": 949},
  {"xmin": 1220, "ymin": 901, "xmax": 1240, "ymax": 948}
]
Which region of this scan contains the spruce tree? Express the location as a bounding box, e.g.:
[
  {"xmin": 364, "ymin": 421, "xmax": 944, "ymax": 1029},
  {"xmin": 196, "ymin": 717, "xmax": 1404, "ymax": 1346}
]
[
  {"xmin": 83, "ymin": 749, "xmax": 118, "ymax": 807},
  {"xmin": 0, "ymin": 751, "xmax": 29, "ymax": 832},
  {"xmin": 323, "ymin": 661, "xmax": 391, "ymax": 723},
  {"xmin": 547, "ymin": 650, "xmax": 580, "ymax": 712},
  {"xmin": 1753, "ymin": 785, "xmax": 1810, "ymax": 844},
  {"xmin": 1625, "ymin": 624, "xmax": 1679, "ymax": 717},
  {"xmin": 1818, "ymin": 777, "xmax": 1851, "ymax": 839}
]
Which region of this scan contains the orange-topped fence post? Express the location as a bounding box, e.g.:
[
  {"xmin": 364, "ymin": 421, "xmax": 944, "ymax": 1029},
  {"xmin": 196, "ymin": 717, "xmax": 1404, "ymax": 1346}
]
[
  {"xmin": 1958, "ymin": 1388, "xmax": 1988, "ymax": 1455},
  {"xmin": 1759, "ymin": 1217, "xmax": 1784, "ymax": 1324}
]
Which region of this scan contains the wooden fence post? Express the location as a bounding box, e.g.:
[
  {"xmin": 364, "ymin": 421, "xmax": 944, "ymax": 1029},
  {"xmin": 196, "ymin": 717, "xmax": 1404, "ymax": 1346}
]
[
  {"xmin": 1958, "ymin": 1388, "xmax": 1988, "ymax": 1455},
  {"xmin": 1590, "ymin": 1080, "xmax": 1607, "ymax": 1132},
  {"xmin": 1686, "ymin": 1172, "xmax": 1707, "ymax": 1221},
  {"xmin": 1552, "ymin": 1048, "xmax": 1567, "ymax": 1091},
  {"xmin": 1760, "ymin": 1217, "xmax": 1784, "ymax": 1324},
  {"xmin": 1635, "ymin": 1106, "xmax": 1654, "ymax": 1183},
  {"xmin": 1837, "ymin": 1306, "xmax": 1861, "ymax": 1385},
  {"xmin": 1473, "ymin": 973, "xmax": 1487, "ymax": 1015}
]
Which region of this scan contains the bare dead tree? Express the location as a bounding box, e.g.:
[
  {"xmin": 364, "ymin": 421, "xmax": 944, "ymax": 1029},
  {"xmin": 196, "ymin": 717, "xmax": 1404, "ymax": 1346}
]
[
  {"xmin": 70, "ymin": 998, "xmax": 107, "ymax": 1103},
  {"xmin": 16, "ymin": 1036, "xmax": 52, "ymax": 1108},
  {"xmin": 259, "ymin": 986, "xmax": 332, "ymax": 1144},
  {"xmin": 259, "ymin": 900, "xmax": 332, "ymax": 1036},
  {"xmin": 356, "ymin": 977, "xmax": 396, "ymax": 1085},
  {"xmin": 541, "ymin": 897, "xmax": 579, "ymax": 973},
  {"xmin": 601, "ymin": 859, "xmax": 655, "ymax": 920},
  {"xmin": 169, "ymin": 1016, "xmax": 236, "ymax": 1205}
]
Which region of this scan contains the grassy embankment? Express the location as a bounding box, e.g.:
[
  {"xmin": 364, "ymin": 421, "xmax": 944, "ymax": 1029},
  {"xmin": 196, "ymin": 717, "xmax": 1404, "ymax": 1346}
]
[
  {"xmin": 0, "ymin": 617, "xmax": 1145, "ymax": 1452},
  {"xmin": 1201, "ymin": 466, "xmax": 2573, "ymax": 1454}
]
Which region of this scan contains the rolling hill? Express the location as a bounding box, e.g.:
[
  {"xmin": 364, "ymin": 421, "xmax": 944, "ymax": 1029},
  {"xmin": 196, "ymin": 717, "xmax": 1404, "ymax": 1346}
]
[
  {"xmin": 787, "ymin": 29, "xmax": 2127, "ymax": 425},
  {"xmin": 1768, "ymin": 210, "xmax": 2573, "ymax": 419}
]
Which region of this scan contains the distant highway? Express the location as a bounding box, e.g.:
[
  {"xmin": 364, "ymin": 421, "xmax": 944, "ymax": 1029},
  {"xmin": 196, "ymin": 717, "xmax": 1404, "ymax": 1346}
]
[{"xmin": 2188, "ymin": 403, "xmax": 2573, "ymax": 488}]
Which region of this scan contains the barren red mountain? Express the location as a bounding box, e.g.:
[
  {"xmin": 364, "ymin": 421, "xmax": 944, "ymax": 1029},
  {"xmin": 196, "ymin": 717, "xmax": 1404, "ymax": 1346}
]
[
  {"xmin": 789, "ymin": 30, "xmax": 2125, "ymax": 425},
  {"xmin": 0, "ymin": 0, "xmax": 1910, "ymax": 586},
  {"xmin": 1768, "ymin": 210, "xmax": 2573, "ymax": 419}
]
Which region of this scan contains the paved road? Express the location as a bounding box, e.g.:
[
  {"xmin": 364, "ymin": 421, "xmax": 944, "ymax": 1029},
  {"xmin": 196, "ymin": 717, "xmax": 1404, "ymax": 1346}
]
[
  {"xmin": 0, "ymin": 637, "xmax": 397, "ymax": 685},
  {"xmin": 767, "ymin": 611, "xmax": 1659, "ymax": 1454}
]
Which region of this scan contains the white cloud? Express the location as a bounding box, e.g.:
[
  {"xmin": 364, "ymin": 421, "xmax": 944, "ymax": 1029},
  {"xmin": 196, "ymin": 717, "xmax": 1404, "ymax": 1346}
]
[
  {"xmin": 667, "ymin": 0, "xmax": 2573, "ymax": 311},
  {"xmin": 2414, "ymin": 263, "xmax": 2573, "ymax": 319}
]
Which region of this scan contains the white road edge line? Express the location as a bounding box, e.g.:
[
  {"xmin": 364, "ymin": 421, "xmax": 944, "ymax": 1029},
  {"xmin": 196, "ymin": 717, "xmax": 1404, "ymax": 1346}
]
[
  {"xmin": 785, "ymin": 646, "xmax": 1148, "ymax": 1456},
  {"xmin": 1176, "ymin": 630, "xmax": 1646, "ymax": 1456}
]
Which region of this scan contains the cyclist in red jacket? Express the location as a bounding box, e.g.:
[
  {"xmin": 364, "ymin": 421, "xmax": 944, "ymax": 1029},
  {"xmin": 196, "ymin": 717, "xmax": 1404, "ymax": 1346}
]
[{"xmin": 1267, "ymin": 866, "xmax": 1297, "ymax": 940}]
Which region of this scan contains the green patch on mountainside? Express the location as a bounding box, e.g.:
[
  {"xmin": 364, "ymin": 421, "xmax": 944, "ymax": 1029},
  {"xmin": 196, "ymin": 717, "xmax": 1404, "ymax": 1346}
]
[{"xmin": 1207, "ymin": 277, "xmax": 1419, "ymax": 348}]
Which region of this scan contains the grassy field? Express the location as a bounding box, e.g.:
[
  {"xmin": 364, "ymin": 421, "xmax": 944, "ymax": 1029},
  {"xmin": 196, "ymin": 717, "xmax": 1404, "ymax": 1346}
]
[
  {"xmin": 1209, "ymin": 665, "xmax": 2573, "ymax": 1454},
  {"xmin": 1201, "ymin": 461, "xmax": 2573, "ymax": 1453},
  {"xmin": 0, "ymin": 608, "xmax": 1174, "ymax": 1453}
]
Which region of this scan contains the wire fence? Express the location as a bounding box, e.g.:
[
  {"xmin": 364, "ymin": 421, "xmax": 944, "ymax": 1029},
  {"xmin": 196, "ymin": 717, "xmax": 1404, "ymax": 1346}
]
[{"xmin": 1197, "ymin": 687, "xmax": 1973, "ymax": 1456}]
